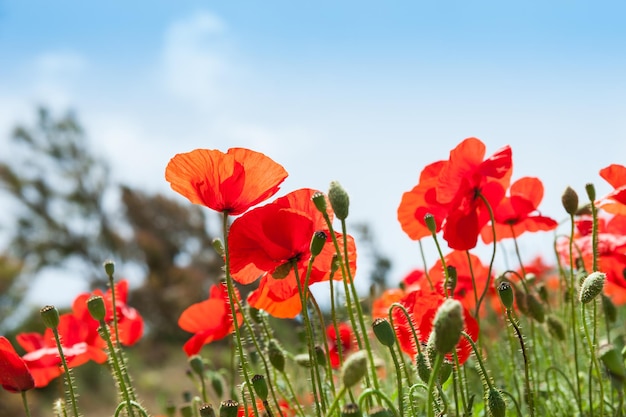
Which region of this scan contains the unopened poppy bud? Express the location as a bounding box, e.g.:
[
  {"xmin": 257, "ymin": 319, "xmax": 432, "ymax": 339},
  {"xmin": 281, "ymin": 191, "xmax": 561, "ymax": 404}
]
[
  {"xmin": 439, "ymin": 361, "xmax": 452, "ymax": 384},
  {"xmin": 580, "ymin": 271, "xmax": 606, "ymax": 304},
  {"xmin": 601, "ymin": 294, "xmax": 617, "ymax": 323},
  {"xmin": 314, "ymin": 345, "xmax": 327, "ymax": 366},
  {"xmin": 372, "ymin": 318, "xmax": 396, "ymax": 347},
  {"xmin": 341, "ymin": 350, "xmax": 368, "ymax": 388},
  {"xmin": 424, "ymin": 213, "xmax": 437, "ymax": 234},
  {"xmin": 526, "ymin": 293, "xmax": 545, "ymax": 323},
  {"xmin": 561, "ymin": 186, "xmax": 579, "ymax": 215},
  {"xmin": 210, "ymin": 372, "xmax": 224, "ymax": 398},
  {"xmin": 430, "ymin": 299, "xmax": 464, "ymax": 355},
  {"xmin": 497, "ymin": 281, "xmax": 514, "ymax": 310},
  {"xmin": 598, "ymin": 344, "xmax": 626, "ymax": 380},
  {"xmin": 251, "ymin": 374, "xmax": 268, "ymax": 401},
  {"xmin": 487, "ymin": 388, "xmax": 506, "ymax": 417},
  {"xmin": 446, "ymin": 265, "xmax": 457, "ymax": 296},
  {"xmin": 40, "ymin": 305, "xmax": 60, "ymax": 329},
  {"xmin": 189, "ymin": 355, "xmax": 204, "ymax": 376},
  {"xmin": 87, "ymin": 295, "xmax": 107, "ymax": 322},
  {"xmin": 103, "ymin": 259, "xmax": 115, "ymax": 277},
  {"xmin": 180, "ymin": 404, "xmax": 193, "ymax": 417},
  {"xmin": 212, "ymin": 238, "xmax": 225, "ymax": 257},
  {"xmin": 546, "ymin": 315, "xmax": 566, "ymax": 341},
  {"xmin": 219, "ymin": 400, "xmax": 239, "ymax": 417},
  {"xmin": 341, "ymin": 403, "xmax": 362, "ymax": 417},
  {"xmin": 165, "ymin": 402, "xmax": 177, "ymax": 417},
  {"xmin": 585, "ymin": 182, "xmax": 596, "ymax": 201},
  {"xmin": 416, "ymin": 352, "xmax": 430, "ymax": 383},
  {"xmin": 199, "ymin": 404, "xmax": 216, "ymax": 417},
  {"xmin": 312, "ymin": 191, "xmax": 328, "ymax": 213},
  {"xmin": 537, "ymin": 283, "xmax": 549, "ymax": 304},
  {"xmin": 368, "ymin": 407, "xmax": 393, "ymax": 417},
  {"xmin": 328, "ymin": 181, "xmax": 350, "ymax": 220},
  {"xmin": 514, "ymin": 283, "xmax": 528, "ymax": 315},
  {"xmin": 310, "ymin": 231, "xmax": 327, "ymax": 257},
  {"xmin": 294, "ymin": 353, "xmax": 312, "ymax": 368},
  {"xmin": 267, "ymin": 340, "xmax": 285, "ymax": 372}
]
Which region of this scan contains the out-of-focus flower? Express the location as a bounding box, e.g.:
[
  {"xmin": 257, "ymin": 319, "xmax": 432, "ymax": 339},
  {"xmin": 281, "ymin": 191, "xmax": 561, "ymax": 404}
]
[
  {"xmin": 0, "ymin": 336, "xmax": 34, "ymax": 393},
  {"xmin": 326, "ymin": 323, "xmax": 354, "ymax": 369}
]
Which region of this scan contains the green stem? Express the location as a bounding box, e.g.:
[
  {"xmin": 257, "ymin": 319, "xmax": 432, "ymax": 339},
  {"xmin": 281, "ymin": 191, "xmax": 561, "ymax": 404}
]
[
  {"xmin": 566, "ymin": 214, "xmax": 583, "ymax": 412},
  {"xmin": 582, "ymin": 302, "xmax": 604, "ymax": 417},
  {"xmin": 388, "ymin": 344, "xmax": 405, "ymax": 417},
  {"xmin": 427, "ymin": 353, "xmax": 444, "ymax": 417},
  {"xmin": 475, "ymin": 193, "xmax": 497, "ymax": 320},
  {"xmin": 52, "ymin": 328, "xmax": 80, "ymax": 417},
  {"xmin": 20, "ymin": 391, "xmax": 32, "ymax": 417},
  {"xmin": 98, "ymin": 323, "xmax": 136, "ymax": 417},
  {"xmin": 506, "ymin": 309, "xmax": 534, "ymax": 417}
]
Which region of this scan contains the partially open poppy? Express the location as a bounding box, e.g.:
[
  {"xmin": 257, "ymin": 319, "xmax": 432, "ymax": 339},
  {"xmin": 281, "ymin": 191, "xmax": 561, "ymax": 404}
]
[
  {"xmin": 178, "ymin": 282, "xmax": 243, "ymax": 356},
  {"xmin": 165, "ymin": 148, "xmax": 288, "ymax": 215},
  {"xmin": 0, "ymin": 336, "xmax": 34, "ymax": 393}
]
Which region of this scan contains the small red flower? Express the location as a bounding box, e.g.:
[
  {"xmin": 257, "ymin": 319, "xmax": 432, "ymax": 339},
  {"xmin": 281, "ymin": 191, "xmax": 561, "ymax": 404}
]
[
  {"xmin": 326, "ymin": 323, "xmax": 354, "ymax": 369},
  {"xmin": 165, "ymin": 148, "xmax": 288, "ymax": 215},
  {"xmin": 481, "ymin": 177, "xmax": 557, "ymax": 243},
  {"xmin": 228, "ymin": 188, "xmax": 357, "ymax": 318},
  {"xmin": 178, "ymin": 282, "xmax": 243, "ymax": 356},
  {"xmin": 72, "ymin": 279, "xmax": 144, "ymax": 346},
  {"xmin": 0, "ymin": 336, "xmax": 34, "ymax": 393}
]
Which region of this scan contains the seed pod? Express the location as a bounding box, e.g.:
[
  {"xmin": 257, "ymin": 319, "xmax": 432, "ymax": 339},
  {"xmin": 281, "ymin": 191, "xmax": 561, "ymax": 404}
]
[
  {"xmin": 103, "ymin": 259, "xmax": 115, "ymax": 277},
  {"xmin": 372, "ymin": 318, "xmax": 396, "ymax": 347},
  {"xmin": 368, "ymin": 407, "xmax": 393, "ymax": 417},
  {"xmin": 312, "ymin": 191, "xmax": 328, "ymax": 213},
  {"xmin": 341, "ymin": 403, "xmax": 362, "ymax": 417},
  {"xmin": 251, "ymin": 374, "xmax": 268, "ymax": 401},
  {"xmin": 40, "ymin": 305, "xmax": 60, "ymax": 329},
  {"xmin": 200, "ymin": 404, "xmax": 216, "ymax": 417},
  {"xmin": 188, "ymin": 355, "xmax": 205, "ymax": 376},
  {"xmin": 219, "ymin": 400, "xmax": 239, "ymax": 417},
  {"xmin": 87, "ymin": 296, "xmax": 107, "ymax": 322},
  {"xmin": 424, "ymin": 213, "xmax": 437, "ymax": 234},
  {"xmin": 497, "ymin": 281, "xmax": 514, "ymax": 310},
  {"xmin": 310, "ymin": 230, "xmax": 327, "ymax": 257}
]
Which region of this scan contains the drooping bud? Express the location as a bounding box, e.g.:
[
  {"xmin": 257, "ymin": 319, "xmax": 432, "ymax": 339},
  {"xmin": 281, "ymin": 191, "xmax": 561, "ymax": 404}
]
[
  {"xmin": 189, "ymin": 355, "xmax": 205, "ymax": 377},
  {"xmin": 328, "ymin": 181, "xmax": 350, "ymax": 220},
  {"xmin": 212, "ymin": 238, "xmax": 225, "ymax": 257},
  {"xmin": 341, "ymin": 350, "xmax": 368, "ymax": 388},
  {"xmin": 424, "ymin": 213, "xmax": 437, "ymax": 234},
  {"xmin": 251, "ymin": 374, "xmax": 268, "ymax": 401},
  {"xmin": 546, "ymin": 315, "xmax": 566, "ymax": 341},
  {"xmin": 601, "ymin": 294, "xmax": 617, "ymax": 323},
  {"xmin": 526, "ymin": 293, "xmax": 545, "ymax": 323},
  {"xmin": 310, "ymin": 231, "xmax": 327, "ymax": 257},
  {"xmin": 219, "ymin": 400, "xmax": 239, "ymax": 417},
  {"xmin": 267, "ymin": 339, "xmax": 285, "ymax": 372},
  {"xmin": 312, "ymin": 191, "xmax": 328, "ymax": 214},
  {"xmin": 87, "ymin": 295, "xmax": 107, "ymax": 322},
  {"xmin": 487, "ymin": 388, "xmax": 507, "ymax": 417},
  {"xmin": 585, "ymin": 182, "xmax": 596, "ymax": 202},
  {"xmin": 372, "ymin": 318, "xmax": 396, "ymax": 347},
  {"xmin": 579, "ymin": 271, "xmax": 606, "ymax": 304},
  {"xmin": 341, "ymin": 403, "xmax": 362, "ymax": 417},
  {"xmin": 210, "ymin": 371, "xmax": 224, "ymax": 398},
  {"xmin": 40, "ymin": 305, "xmax": 60, "ymax": 329},
  {"xmin": 430, "ymin": 299, "xmax": 464, "ymax": 355},
  {"xmin": 199, "ymin": 404, "xmax": 216, "ymax": 417},
  {"xmin": 561, "ymin": 186, "xmax": 579, "ymax": 215},
  {"xmin": 103, "ymin": 259, "xmax": 115, "ymax": 277},
  {"xmin": 497, "ymin": 281, "xmax": 514, "ymax": 310}
]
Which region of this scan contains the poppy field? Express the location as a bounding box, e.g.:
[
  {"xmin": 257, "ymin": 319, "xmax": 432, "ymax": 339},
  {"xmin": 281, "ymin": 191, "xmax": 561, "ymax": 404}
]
[{"xmin": 2, "ymin": 137, "xmax": 626, "ymax": 417}]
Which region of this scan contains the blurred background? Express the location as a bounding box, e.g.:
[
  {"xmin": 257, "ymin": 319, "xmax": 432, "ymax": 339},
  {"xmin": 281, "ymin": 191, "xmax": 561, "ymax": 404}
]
[{"xmin": 1, "ymin": 1, "xmax": 626, "ymax": 415}]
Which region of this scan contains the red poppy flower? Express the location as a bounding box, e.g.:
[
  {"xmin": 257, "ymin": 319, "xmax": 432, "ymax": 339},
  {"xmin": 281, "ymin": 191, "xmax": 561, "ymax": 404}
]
[
  {"xmin": 398, "ymin": 138, "xmax": 512, "ymax": 251},
  {"xmin": 228, "ymin": 188, "xmax": 357, "ymax": 318},
  {"xmin": 16, "ymin": 313, "xmax": 107, "ymax": 388},
  {"xmin": 165, "ymin": 148, "xmax": 288, "ymax": 215},
  {"xmin": 72, "ymin": 279, "xmax": 144, "ymax": 346},
  {"xmin": 480, "ymin": 177, "xmax": 557, "ymax": 243},
  {"xmin": 178, "ymin": 282, "xmax": 243, "ymax": 356},
  {"xmin": 598, "ymin": 164, "xmax": 626, "ymax": 215},
  {"xmin": 326, "ymin": 323, "xmax": 354, "ymax": 369},
  {"xmin": 389, "ymin": 288, "xmax": 479, "ymax": 364},
  {"xmin": 0, "ymin": 336, "xmax": 34, "ymax": 393}
]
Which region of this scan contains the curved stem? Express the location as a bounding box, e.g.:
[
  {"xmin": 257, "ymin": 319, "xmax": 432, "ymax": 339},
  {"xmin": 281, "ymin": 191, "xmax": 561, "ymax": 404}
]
[{"xmin": 506, "ymin": 309, "xmax": 534, "ymax": 417}]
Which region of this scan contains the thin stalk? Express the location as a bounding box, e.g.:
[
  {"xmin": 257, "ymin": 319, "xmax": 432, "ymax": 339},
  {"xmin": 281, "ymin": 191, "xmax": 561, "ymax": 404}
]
[
  {"xmin": 52, "ymin": 328, "xmax": 80, "ymax": 417},
  {"xmin": 582, "ymin": 302, "xmax": 604, "ymax": 417},
  {"xmin": 21, "ymin": 391, "xmax": 32, "ymax": 417},
  {"xmin": 506, "ymin": 309, "xmax": 534, "ymax": 417}
]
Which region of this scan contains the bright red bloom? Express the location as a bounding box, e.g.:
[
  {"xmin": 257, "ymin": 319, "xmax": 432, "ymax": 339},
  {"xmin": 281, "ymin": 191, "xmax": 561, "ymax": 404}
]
[
  {"xmin": 0, "ymin": 336, "xmax": 34, "ymax": 393},
  {"xmin": 480, "ymin": 177, "xmax": 557, "ymax": 243},
  {"xmin": 228, "ymin": 188, "xmax": 357, "ymax": 318},
  {"xmin": 326, "ymin": 323, "xmax": 354, "ymax": 369},
  {"xmin": 16, "ymin": 313, "xmax": 107, "ymax": 388},
  {"xmin": 72, "ymin": 279, "xmax": 143, "ymax": 346},
  {"xmin": 388, "ymin": 288, "xmax": 479, "ymax": 364},
  {"xmin": 398, "ymin": 138, "xmax": 512, "ymax": 250},
  {"xmin": 598, "ymin": 164, "xmax": 626, "ymax": 215},
  {"xmin": 165, "ymin": 148, "xmax": 288, "ymax": 215},
  {"xmin": 178, "ymin": 282, "xmax": 243, "ymax": 356}
]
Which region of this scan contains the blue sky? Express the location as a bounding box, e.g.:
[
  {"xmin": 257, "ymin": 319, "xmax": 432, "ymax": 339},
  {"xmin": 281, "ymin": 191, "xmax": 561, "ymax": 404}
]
[{"xmin": 1, "ymin": 1, "xmax": 626, "ymax": 305}]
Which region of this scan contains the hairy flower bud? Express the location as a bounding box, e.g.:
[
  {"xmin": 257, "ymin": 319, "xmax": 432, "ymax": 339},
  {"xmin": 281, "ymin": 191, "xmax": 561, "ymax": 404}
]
[
  {"xmin": 341, "ymin": 350, "xmax": 368, "ymax": 388},
  {"xmin": 487, "ymin": 388, "xmax": 506, "ymax": 417},
  {"xmin": 416, "ymin": 352, "xmax": 430, "ymax": 383},
  {"xmin": 598, "ymin": 344, "xmax": 626, "ymax": 381},
  {"xmin": 579, "ymin": 271, "xmax": 606, "ymax": 304},
  {"xmin": 526, "ymin": 292, "xmax": 545, "ymax": 323},
  {"xmin": 40, "ymin": 305, "xmax": 60, "ymax": 329},
  {"xmin": 328, "ymin": 181, "xmax": 350, "ymax": 220},
  {"xmin": 561, "ymin": 186, "xmax": 579, "ymax": 215},
  {"xmin": 430, "ymin": 299, "xmax": 464, "ymax": 355},
  {"xmin": 546, "ymin": 315, "xmax": 566, "ymax": 341},
  {"xmin": 446, "ymin": 265, "xmax": 458, "ymax": 296}
]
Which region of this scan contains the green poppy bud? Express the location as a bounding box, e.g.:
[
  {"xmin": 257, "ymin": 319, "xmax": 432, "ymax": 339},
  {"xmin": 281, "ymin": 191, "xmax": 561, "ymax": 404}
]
[
  {"xmin": 439, "ymin": 361, "xmax": 453, "ymax": 384},
  {"xmin": 416, "ymin": 352, "xmax": 430, "ymax": 383},
  {"xmin": 294, "ymin": 353, "xmax": 312, "ymax": 368},
  {"xmin": 219, "ymin": 400, "xmax": 239, "ymax": 417},
  {"xmin": 165, "ymin": 402, "xmax": 177, "ymax": 417},
  {"xmin": 312, "ymin": 191, "xmax": 328, "ymax": 214},
  {"xmin": 210, "ymin": 372, "xmax": 224, "ymax": 399},
  {"xmin": 601, "ymin": 294, "xmax": 617, "ymax": 323},
  {"xmin": 310, "ymin": 230, "xmax": 327, "ymax": 257},
  {"xmin": 87, "ymin": 295, "xmax": 107, "ymax": 322},
  {"xmin": 341, "ymin": 350, "xmax": 368, "ymax": 388},
  {"xmin": 315, "ymin": 345, "xmax": 327, "ymax": 367},
  {"xmin": 40, "ymin": 305, "xmax": 60, "ymax": 329},
  {"xmin": 561, "ymin": 186, "xmax": 579, "ymax": 215},
  {"xmin": 199, "ymin": 404, "xmax": 216, "ymax": 417},
  {"xmin": 248, "ymin": 306, "xmax": 262, "ymax": 324},
  {"xmin": 372, "ymin": 318, "xmax": 396, "ymax": 347},
  {"xmin": 546, "ymin": 315, "xmax": 566, "ymax": 342},
  {"xmin": 487, "ymin": 388, "xmax": 507, "ymax": 417},
  {"xmin": 189, "ymin": 355, "xmax": 205, "ymax": 377},
  {"xmin": 430, "ymin": 299, "xmax": 464, "ymax": 355},
  {"xmin": 585, "ymin": 182, "xmax": 596, "ymax": 201},
  {"xmin": 424, "ymin": 213, "xmax": 437, "ymax": 234},
  {"xmin": 526, "ymin": 293, "xmax": 545, "ymax": 323},
  {"xmin": 580, "ymin": 271, "xmax": 606, "ymax": 304},
  {"xmin": 103, "ymin": 259, "xmax": 115, "ymax": 277},
  {"xmin": 599, "ymin": 344, "xmax": 626, "ymax": 380},
  {"xmin": 212, "ymin": 238, "xmax": 225, "ymax": 257},
  {"xmin": 267, "ymin": 339, "xmax": 285, "ymax": 372},
  {"xmin": 328, "ymin": 181, "xmax": 350, "ymax": 220},
  {"xmin": 251, "ymin": 374, "xmax": 268, "ymax": 401},
  {"xmin": 338, "ymin": 403, "xmax": 361, "ymax": 417},
  {"xmin": 180, "ymin": 404, "xmax": 194, "ymax": 417},
  {"xmin": 497, "ymin": 281, "xmax": 514, "ymax": 310}
]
